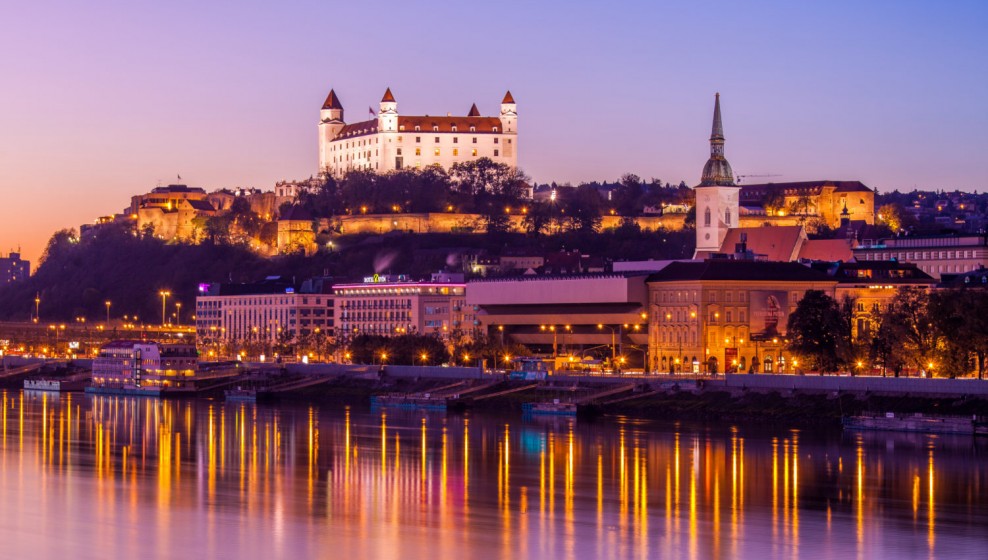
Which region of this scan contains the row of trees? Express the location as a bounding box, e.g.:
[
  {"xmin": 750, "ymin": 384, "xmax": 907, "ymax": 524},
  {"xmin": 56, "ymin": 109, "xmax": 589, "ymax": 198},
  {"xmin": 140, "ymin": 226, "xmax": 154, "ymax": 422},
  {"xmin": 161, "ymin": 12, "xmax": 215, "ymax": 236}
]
[{"xmin": 786, "ymin": 287, "xmax": 988, "ymax": 377}]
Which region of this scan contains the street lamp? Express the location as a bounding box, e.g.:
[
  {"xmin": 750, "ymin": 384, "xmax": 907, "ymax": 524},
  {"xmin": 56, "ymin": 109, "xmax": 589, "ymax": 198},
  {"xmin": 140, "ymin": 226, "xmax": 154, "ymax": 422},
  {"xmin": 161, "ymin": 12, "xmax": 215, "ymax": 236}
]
[
  {"xmin": 420, "ymin": 352, "xmax": 428, "ymax": 366},
  {"xmin": 105, "ymin": 300, "xmax": 111, "ymax": 325},
  {"xmin": 597, "ymin": 324, "xmax": 619, "ymax": 368},
  {"xmin": 175, "ymin": 302, "xmax": 182, "ymax": 327},
  {"xmin": 34, "ymin": 294, "xmax": 40, "ymax": 323},
  {"xmin": 159, "ymin": 290, "xmax": 171, "ymax": 327}
]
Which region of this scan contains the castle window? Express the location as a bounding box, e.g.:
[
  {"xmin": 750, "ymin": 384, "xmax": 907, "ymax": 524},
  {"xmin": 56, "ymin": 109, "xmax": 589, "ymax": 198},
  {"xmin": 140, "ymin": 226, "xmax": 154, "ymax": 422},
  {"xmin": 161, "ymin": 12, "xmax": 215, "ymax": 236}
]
[
  {"xmin": 435, "ymin": 137, "xmax": 440, "ymax": 143},
  {"xmin": 725, "ymin": 209, "xmax": 731, "ymax": 226},
  {"xmin": 494, "ymin": 149, "xmax": 499, "ymax": 157},
  {"xmin": 397, "ymin": 148, "xmax": 402, "ymax": 155},
  {"xmin": 507, "ymin": 139, "xmax": 512, "ymax": 144},
  {"xmin": 704, "ymin": 207, "xmax": 712, "ymax": 227},
  {"xmin": 414, "ymin": 126, "xmax": 421, "ymax": 131},
  {"xmin": 453, "ymin": 148, "xmax": 458, "ymax": 156},
  {"xmin": 399, "ymin": 125, "xmax": 405, "ymax": 131},
  {"xmin": 433, "ymin": 126, "xmax": 439, "ymax": 132},
  {"xmin": 451, "ymin": 126, "xmax": 457, "ymax": 132},
  {"xmin": 434, "ymin": 148, "xmax": 440, "ymax": 156},
  {"xmin": 493, "ymin": 127, "xmax": 498, "ymax": 132},
  {"xmin": 415, "ymin": 148, "xmax": 421, "ymax": 156},
  {"xmin": 494, "ymin": 138, "xmax": 499, "ymax": 144},
  {"xmin": 453, "ymin": 137, "xmax": 458, "ymax": 144},
  {"xmin": 472, "ymin": 137, "xmax": 477, "ymax": 143},
  {"xmin": 397, "ymin": 136, "xmax": 402, "ymax": 142},
  {"xmin": 471, "ymin": 149, "xmax": 478, "ymax": 157},
  {"xmin": 470, "ymin": 126, "xmax": 476, "ymax": 132},
  {"xmin": 415, "ymin": 137, "xmax": 421, "ymax": 143}
]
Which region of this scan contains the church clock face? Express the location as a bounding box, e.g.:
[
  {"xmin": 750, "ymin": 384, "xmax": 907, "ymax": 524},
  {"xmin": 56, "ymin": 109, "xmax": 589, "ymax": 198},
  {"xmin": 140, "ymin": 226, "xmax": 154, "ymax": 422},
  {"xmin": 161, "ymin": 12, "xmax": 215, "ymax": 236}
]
[{"xmin": 705, "ymin": 233, "xmax": 711, "ymax": 240}]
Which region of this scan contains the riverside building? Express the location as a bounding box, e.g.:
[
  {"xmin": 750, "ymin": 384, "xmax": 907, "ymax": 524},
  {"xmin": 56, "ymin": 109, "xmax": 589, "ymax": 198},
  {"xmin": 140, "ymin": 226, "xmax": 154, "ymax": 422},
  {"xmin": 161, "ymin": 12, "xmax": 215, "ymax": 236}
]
[
  {"xmin": 318, "ymin": 88, "xmax": 518, "ymax": 177},
  {"xmin": 195, "ymin": 278, "xmax": 335, "ymax": 353},
  {"xmin": 89, "ymin": 340, "xmax": 199, "ymax": 392},
  {"xmin": 334, "ymin": 273, "xmax": 472, "ymax": 340}
]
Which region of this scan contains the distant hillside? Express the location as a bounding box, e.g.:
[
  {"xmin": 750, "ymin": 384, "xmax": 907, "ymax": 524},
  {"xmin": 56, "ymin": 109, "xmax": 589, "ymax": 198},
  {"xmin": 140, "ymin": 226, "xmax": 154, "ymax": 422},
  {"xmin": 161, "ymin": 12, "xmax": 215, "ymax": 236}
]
[{"xmin": 0, "ymin": 222, "xmax": 694, "ymax": 322}]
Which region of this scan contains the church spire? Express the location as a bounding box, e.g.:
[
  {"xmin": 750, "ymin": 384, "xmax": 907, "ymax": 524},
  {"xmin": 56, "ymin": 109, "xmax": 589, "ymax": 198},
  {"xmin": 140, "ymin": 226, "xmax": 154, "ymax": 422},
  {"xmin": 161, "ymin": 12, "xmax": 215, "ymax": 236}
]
[
  {"xmin": 699, "ymin": 93, "xmax": 735, "ymax": 187},
  {"xmin": 710, "ymin": 92, "xmax": 724, "ymax": 143}
]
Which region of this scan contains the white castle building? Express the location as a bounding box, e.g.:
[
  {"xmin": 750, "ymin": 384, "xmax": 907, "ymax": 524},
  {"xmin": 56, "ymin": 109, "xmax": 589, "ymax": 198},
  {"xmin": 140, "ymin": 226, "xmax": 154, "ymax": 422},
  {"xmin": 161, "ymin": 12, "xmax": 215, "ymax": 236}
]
[{"xmin": 318, "ymin": 87, "xmax": 518, "ymax": 177}]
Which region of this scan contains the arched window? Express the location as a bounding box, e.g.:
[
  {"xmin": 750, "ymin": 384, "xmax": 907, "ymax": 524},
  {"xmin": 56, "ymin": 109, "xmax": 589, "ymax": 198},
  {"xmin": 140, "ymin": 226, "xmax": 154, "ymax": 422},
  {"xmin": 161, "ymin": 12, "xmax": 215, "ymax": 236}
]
[
  {"xmin": 704, "ymin": 207, "xmax": 712, "ymax": 227},
  {"xmin": 725, "ymin": 208, "xmax": 732, "ymax": 226}
]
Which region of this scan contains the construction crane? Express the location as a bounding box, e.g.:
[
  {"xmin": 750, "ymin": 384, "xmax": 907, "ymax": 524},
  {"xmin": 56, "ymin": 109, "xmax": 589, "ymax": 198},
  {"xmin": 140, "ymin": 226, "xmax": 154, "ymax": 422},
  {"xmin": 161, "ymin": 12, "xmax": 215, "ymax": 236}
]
[{"xmin": 735, "ymin": 173, "xmax": 782, "ymax": 184}]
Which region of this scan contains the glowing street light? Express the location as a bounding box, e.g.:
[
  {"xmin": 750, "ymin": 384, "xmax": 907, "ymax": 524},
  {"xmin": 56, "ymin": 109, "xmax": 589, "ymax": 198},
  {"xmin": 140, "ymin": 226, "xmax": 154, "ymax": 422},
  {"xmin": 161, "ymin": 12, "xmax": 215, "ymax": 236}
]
[
  {"xmin": 159, "ymin": 290, "xmax": 171, "ymax": 327},
  {"xmin": 105, "ymin": 300, "xmax": 111, "ymax": 325}
]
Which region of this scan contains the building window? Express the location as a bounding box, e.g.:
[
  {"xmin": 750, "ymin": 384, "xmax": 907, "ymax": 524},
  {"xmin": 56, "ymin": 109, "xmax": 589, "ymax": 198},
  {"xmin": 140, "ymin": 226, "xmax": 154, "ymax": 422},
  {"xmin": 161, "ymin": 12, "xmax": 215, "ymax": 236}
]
[
  {"xmin": 704, "ymin": 207, "xmax": 712, "ymax": 227},
  {"xmin": 451, "ymin": 126, "xmax": 457, "ymax": 132},
  {"xmin": 434, "ymin": 148, "xmax": 440, "ymax": 156},
  {"xmin": 435, "ymin": 137, "xmax": 440, "ymax": 143},
  {"xmin": 508, "ymin": 139, "xmax": 512, "ymax": 144},
  {"xmin": 472, "ymin": 149, "xmax": 478, "ymax": 156},
  {"xmin": 399, "ymin": 126, "xmax": 405, "ymax": 131},
  {"xmin": 470, "ymin": 126, "xmax": 476, "ymax": 132},
  {"xmin": 725, "ymin": 209, "xmax": 731, "ymax": 226},
  {"xmin": 396, "ymin": 148, "xmax": 402, "ymax": 155},
  {"xmin": 415, "ymin": 148, "xmax": 421, "ymax": 156},
  {"xmin": 493, "ymin": 127, "xmax": 498, "ymax": 132},
  {"xmin": 453, "ymin": 137, "xmax": 458, "ymax": 144},
  {"xmin": 433, "ymin": 126, "xmax": 439, "ymax": 132},
  {"xmin": 414, "ymin": 126, "xmax": 421, "ymax": 132},
  {"xmin": 397, "ymin": 136, "xmax": 402, "ymax": 142},
  {"xmin": 415, "ymin": 136, "xmax": 421, "ymax": 143},
  {"xmin": 453, "ymin": 148, "xmax": 459, "ymax": 156},
  {"xmin": 472, "ymin": 137, "xmax": 477, "ymax": 143},
  {"xmin": 494, "ymin": 138, "xmax": 499, "ymax": 144},
  {"xmin": 494, "ymin": 149, "xmax": 499, "ymax": 156}
]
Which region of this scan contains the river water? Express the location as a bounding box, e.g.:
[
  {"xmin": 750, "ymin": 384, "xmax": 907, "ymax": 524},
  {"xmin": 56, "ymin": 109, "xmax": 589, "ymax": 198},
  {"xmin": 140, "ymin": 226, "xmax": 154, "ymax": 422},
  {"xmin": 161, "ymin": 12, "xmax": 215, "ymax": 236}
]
[{"xmin": 0, "ymin": 391, "xmax": 985, "ymax": 559}]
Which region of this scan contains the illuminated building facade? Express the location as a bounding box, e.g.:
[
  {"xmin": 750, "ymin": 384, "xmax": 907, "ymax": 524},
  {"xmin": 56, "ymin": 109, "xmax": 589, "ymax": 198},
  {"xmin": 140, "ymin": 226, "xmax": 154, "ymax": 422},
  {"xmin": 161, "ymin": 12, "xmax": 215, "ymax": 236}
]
[
  {"xmin": 90, "ymin": 340, "xmax": 198, "ymax": 390},
  {"xmin": 335, "ymin": 273, "xmax": 471, "ymax": 339},
  {"xmin": 195, "ymin": 278, "xmax": 335, "ymax": 349},
  {"xmin": 318, "ymin": 88, "xmax": 518, "ymax": 177},
  {"xmin": 852, "ymin": 234, "xmax": 988, "ymax": 279},
  {"xmin": 647, "ymin": 261, "xmax": 836, "ymax": 374}
]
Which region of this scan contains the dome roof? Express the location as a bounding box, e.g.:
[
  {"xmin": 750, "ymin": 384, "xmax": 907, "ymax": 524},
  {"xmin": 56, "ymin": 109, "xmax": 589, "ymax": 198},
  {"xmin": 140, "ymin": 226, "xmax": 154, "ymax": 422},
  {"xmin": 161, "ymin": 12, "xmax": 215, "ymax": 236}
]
[{"xmin": 700, "ymin": 157, "xmax": 735, "ymax": 187}]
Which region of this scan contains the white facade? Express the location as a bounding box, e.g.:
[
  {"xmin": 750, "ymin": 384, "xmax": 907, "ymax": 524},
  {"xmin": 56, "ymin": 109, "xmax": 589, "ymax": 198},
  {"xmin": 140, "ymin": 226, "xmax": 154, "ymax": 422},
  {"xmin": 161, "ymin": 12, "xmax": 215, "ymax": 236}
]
[
  {"xmin": 695, "ymin": 186, "xmax": 739, "ymax": 254},
  {"xmin": 195, "ymin": 290, "xmax": 334, "ymax": 344},
  {"xmin": 318, "ymin": 88, "xmax": 518, "ymax": 177},
  {"xmin": 334, "ymin": 277, "xmax": 472, "ymax": 338}
]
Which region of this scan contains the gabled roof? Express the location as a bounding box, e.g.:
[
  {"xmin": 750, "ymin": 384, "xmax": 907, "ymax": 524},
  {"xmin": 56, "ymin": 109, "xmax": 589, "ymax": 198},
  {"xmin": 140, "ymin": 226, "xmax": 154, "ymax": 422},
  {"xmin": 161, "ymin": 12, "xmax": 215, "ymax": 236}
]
[
  {"xmin": 719, "ymin": 226, "xmax": 806, "ymax": 262},
  {"xmin": 185, "ymin": 199, "xmax": 216, "ymax": 212},
  {"xmin": 381, "ymin": 87, "xmax": 396, "ymax": 103},
  {"xmin": 468, "ymin": 103, "xmax": 481, "ymax": 117},
  {"xmin": 322, "ymin": 89, "xmax": 343, "ymax": 110},
  {"xmin": 647, "ymin": 260, "xmax": 832, "ymax": 283},
  {"xmin": 502, "ymin": 91, "xmax": 515, "ymax": 104}
]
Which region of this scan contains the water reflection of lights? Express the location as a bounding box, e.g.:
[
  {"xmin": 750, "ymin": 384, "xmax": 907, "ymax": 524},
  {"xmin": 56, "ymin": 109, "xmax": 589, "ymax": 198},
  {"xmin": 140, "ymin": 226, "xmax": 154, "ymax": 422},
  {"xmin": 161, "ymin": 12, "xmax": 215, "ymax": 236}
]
[{"xmin": 0, "ymin": 392, "xmax": 984, "ymax": 558}]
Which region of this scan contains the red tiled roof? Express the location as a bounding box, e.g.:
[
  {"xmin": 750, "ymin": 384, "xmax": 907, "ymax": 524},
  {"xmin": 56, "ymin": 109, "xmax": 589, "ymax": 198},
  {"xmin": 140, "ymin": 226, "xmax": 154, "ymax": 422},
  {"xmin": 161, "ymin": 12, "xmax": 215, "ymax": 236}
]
[
  {"xmin": 719, "ymin": 226, "xmax": 806, "ymax": 262},
  {"xmin": 322, "ymin": 89, "xmax": 343, "ymax": 110},
  {"xmin": 468, "ymin": 103, "xmax": 480, "ymax": 117},
  {"xmin": 502, "ymin": 91, "xmax": 515, "ymax": 104},
  {"xmin": 798, "ymin": 239, "xmax": 855, "ymax": 262},
  {"xmin": 740, "ymin": 181, "xmax": 871, "ymax": 202},
  {"xmin": 381, "ymin": 87, "xmax": 396, "ymax": 103},
  {"xmin": 334, "ymin": 116, "xmax": 504, "ymax": 139}
]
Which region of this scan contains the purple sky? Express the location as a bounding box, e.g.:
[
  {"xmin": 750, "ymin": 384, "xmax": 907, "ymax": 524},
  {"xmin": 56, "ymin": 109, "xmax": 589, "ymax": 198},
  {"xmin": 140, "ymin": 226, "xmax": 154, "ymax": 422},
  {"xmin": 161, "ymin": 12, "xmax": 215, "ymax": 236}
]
[{"xmin": 1, "ymin": 0, "xmax": 986, "ymax": 265}]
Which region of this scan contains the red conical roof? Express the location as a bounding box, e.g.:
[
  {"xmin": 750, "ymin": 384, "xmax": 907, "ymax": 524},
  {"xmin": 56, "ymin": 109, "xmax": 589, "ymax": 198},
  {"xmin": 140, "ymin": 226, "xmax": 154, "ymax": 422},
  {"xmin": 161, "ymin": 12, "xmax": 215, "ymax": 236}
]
[
  {"xmin": 322, "ymin": 89, "xmax": 343, "ymax": 110},
  {"xmin": 502, "ymin": 90, "xmax": 515, "ymax": 104},
  {"xmin": 381, "ymin": 87, "xmax": 396, "ymax": 103},
  {"xmin": 468, "ymin": 103, "xmax": 481, "ymax": 117}
]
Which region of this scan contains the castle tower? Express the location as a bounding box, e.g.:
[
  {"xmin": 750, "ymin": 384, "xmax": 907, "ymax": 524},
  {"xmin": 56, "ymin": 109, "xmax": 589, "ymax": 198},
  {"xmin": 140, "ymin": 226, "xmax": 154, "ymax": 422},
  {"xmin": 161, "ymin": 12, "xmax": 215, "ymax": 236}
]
[
  {"xmin": 318, "ymin": 89, "xmax": 345, "ymax": 173},
  {"xmin": 499, "ymin": 91, "xmax": 517, "ymax": 133},
  {"xmin": 694, "ymin": 93, "xmax": 739, "ymax": 257},
  {"xmin": 378, "ymin": 87, "xmax": 398, "ymax": 132}
]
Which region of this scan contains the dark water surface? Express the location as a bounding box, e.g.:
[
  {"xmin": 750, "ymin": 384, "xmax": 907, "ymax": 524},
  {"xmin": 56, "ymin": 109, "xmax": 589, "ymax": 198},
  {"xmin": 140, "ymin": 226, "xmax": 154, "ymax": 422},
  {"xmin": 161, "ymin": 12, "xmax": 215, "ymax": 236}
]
[{"xmin": 0, "ymin": 391, "xmax": 986, "ymax": 559}]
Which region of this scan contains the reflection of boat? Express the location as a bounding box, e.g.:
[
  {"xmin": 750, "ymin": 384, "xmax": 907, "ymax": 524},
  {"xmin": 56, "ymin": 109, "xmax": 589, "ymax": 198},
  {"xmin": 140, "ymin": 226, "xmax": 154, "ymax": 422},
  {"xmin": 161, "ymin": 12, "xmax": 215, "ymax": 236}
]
[
  {"xmin": 224, "ymin": 388, "xmax": 257, "ymax": 403},
  {"xmin": 844, "ymin": 412, "xmax": 988, "ymax": 436},
  {"xmin": 522, "ymin": 400, "xmax": 577, "ymax": 416}
]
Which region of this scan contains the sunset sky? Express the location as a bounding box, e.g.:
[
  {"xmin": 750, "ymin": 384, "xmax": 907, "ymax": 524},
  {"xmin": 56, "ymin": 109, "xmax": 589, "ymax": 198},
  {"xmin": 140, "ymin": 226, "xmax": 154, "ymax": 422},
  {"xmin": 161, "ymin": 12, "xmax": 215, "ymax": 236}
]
[{"xmin": 1, "ymin": 0, "xmax": 986, "ymax": 264}]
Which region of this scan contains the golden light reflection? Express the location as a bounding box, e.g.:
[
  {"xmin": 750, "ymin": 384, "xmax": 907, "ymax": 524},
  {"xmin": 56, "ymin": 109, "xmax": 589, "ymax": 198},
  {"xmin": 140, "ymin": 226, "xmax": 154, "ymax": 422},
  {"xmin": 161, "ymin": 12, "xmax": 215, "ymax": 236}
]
[{"xmin": 1, "ymin": 393, "xmax": 981, "ymax": 559}]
